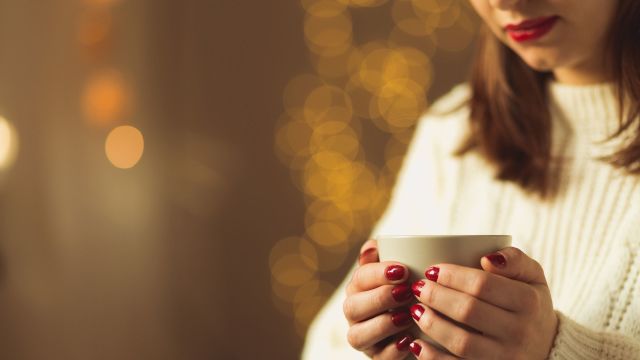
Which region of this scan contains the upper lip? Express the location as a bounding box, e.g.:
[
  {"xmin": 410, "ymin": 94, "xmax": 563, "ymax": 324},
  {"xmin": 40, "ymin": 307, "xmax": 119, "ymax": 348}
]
[{"xmin": 504, "ymin": 16, "xmax": 558, "ymax": 31}]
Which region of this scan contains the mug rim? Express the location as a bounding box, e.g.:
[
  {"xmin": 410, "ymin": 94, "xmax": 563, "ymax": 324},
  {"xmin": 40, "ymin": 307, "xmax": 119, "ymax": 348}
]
[{"xmin": 377, "ymin": 234, "xmax": 511, "ymax": 239}]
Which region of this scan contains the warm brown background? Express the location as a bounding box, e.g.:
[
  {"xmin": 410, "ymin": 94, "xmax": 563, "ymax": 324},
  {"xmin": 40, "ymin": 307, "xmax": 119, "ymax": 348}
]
[{"xmin": 0, "ymin": 1, "xmax": 475, "ymax": 359}]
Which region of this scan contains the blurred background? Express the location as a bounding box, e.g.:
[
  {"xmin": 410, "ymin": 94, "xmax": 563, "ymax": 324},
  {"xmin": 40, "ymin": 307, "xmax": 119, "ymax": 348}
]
[{"xmin": 0, "ymin": 0, "xmax": 478, "ymax": 359}]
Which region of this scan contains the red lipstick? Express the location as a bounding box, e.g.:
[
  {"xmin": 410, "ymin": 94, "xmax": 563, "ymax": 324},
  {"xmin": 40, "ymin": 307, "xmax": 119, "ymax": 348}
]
[{"xmin": 505, "ymin": 16, "xmax": 559, "ymax": 42}]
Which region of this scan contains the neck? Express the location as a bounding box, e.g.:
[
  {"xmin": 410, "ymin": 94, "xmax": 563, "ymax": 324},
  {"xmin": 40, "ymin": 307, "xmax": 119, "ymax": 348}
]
[{"xmin": 553, "ymin": 54, "xmax": 613, "ymax": 85}]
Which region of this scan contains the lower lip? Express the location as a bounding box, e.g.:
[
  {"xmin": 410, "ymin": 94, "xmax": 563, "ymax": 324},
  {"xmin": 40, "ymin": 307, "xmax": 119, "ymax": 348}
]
[{"xmin": 506, "ymin": 17, "xmax": 559, "ymax": 43}]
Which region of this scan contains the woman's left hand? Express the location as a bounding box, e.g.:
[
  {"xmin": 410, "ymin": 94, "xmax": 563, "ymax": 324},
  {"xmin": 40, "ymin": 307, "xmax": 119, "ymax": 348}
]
[{"xmin": 408, "ymin": 247, "xmax": 559, "ymax": 360}]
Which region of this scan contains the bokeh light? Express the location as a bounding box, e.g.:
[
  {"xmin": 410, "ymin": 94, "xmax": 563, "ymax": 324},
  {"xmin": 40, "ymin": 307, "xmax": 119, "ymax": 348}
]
[
  {"xmin": 0, "ymin": 117, "xmax": 18, "ymax": 171},
  {"xmin": 82, "ymin": 0, "xmax": 123, "ymax": 8},
  {"xmin": 273, "ymin": 0, "xmax": 479, "ymax": 336},
  {"xmin": 105, "ymin": 125, "xmax": 144, "ymax": 169},
  {"xmin": 338, "ymin": 0, "xmax": 389, "ymax": 7},
  {"xmin": 304, "ymin": 9, "xmax": 353, "ymax": 57},
  {"xmin": 83, "ymin": 69, "xmax": 129, "ymax": 125},
  {"xmin": 78, "ymin": 10, "xmax": 112, "ymax": 48}
]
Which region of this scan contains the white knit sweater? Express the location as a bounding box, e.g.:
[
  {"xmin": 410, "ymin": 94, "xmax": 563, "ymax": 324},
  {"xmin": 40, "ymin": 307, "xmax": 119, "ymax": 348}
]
[{"xmin": 302, "ymin": 82, "xmax": 640, "ymax": 359}]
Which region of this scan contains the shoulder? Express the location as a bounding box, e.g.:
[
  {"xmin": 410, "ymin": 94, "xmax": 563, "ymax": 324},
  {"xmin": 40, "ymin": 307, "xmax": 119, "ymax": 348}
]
[
  {"xmin": 413, "ymin": 83, "xmax": 472, "ymax": 155},
  {"xmin": 428, "ymin": 82, "xmax": 472, "ymax": 118}
]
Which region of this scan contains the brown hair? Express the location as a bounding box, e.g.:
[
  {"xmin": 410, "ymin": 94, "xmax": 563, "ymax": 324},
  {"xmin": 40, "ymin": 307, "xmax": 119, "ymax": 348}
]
[{"xmin": 458, "ymin": 0, "xmax": 640, "ymax": 198}]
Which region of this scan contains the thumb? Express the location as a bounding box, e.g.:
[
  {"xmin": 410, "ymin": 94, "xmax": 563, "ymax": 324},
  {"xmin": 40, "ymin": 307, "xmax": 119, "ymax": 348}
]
[
  {"xmin": 358, "ymin": 239, "xmax": 379, "ymax": 266},
  {"xmin": 480, "ymin": 247, "xmax": 547, "ymax": 285}
]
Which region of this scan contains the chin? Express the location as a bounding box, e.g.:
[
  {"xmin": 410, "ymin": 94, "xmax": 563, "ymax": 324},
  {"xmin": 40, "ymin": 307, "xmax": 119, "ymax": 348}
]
[{"xmin": 515, "ymin": 51, "xmax": 561, "ymax": 72}]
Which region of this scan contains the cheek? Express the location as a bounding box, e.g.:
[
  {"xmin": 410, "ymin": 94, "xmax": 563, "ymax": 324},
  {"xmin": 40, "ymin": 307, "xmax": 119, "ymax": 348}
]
[{"xmin": 468, "ymin": 0, "xmax": 494, "ymax": 25}]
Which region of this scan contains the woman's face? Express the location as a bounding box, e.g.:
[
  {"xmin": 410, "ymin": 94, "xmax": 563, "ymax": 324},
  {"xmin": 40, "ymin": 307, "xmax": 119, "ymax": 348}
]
[{"xmin": 468, "ymin": 0, "xmax": 618, "ymax": 83}]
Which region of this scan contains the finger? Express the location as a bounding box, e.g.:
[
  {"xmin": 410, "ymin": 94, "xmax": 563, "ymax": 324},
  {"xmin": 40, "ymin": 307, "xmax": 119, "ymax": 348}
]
[
  {"xmin": 347, "ymin": 262, "xmax": 409, "ymax": 295},
  {"xmin": 410, "ymin": 303, "xmax": 500, "ymax": 359},
  {"xmin": 407, "ymin": 339, "xmax": 458, "ymax": 360},
  {"xmin": 424, "ymin": 263, "xmax": 535, "ymax": 312},
  {"xmin": 373, "ymin": 333, "xmax": 415, "ymax": 360},
  {"xmin": 359, "ymin": 239, "xmax": 379, "ymax": 266},
  {"xmin": 412, "ymin": 279, "xmax": 516, "ymax": 339},
  {"xmin": 480, "ymin": 247, "xmax": 547, "ymax": 285},
  {"xmin": 347, "ymin": 309, "xmax": 413, "ymax": 352},
  {"xmin": 344, "ymin": 284, "xmax": 413, "ymax": 323}
]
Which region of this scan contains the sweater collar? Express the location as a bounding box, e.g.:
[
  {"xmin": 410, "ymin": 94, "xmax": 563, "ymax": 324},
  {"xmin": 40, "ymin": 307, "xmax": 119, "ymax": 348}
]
[{"xmin": 547, "ymin": 81, "xmax": 628, "ymax": 157}]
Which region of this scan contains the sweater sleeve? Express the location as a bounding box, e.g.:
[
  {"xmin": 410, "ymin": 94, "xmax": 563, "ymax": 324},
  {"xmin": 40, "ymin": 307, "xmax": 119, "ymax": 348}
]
[
  {"xmin": 300, "ymin": 263, "xmax": 370, "ymax": 360},
  {"xmin": 548, "ymin": 311, "xmax": 640, "ymax": 360},
  {"xmin": 549, "ymin": 218, "xmax": 640, "ymax": 360}
]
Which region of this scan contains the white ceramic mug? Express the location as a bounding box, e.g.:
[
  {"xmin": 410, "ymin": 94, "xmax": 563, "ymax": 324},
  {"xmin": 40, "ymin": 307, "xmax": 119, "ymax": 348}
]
[{"xmin": 377, "ymin": 235, "xmax": 512, "ymax": 352}]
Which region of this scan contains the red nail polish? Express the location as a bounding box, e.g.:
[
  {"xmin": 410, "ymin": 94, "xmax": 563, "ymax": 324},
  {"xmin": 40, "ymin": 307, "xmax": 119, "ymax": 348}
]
[
  {"xmin": 410, "ymin": 304, "xmax": 425, "ymax": 321},
  {"xmin": 359, "ymin": 247, "xmax": 377, "ymax": 261},
  {"xmin": 386, "ymin": 265, "xmax": 405, "ymax": 281},
  {"xmin": 409, "ymin": 342, "xmax": 422, "ymax": 356},
  {"xmin": 392, "ymin": 284, "xmax": 412, "ymax": 302},
  {"xmin": 395, "ymin": 334, "xmax": 413, "ymax": 351},
  {"xmin": 391, "ymin": 310, "xmax": 411, "ymax": 327},
  {"xmin": 425, "ymin": 266, "xmax": 439, "ymax": 282},
  {"xmin": 411, "ymin": 280, "xmax": 425, "ymax": 297},
  {"xmin": 486, "ymin": 253, "xmax": 507, "ymax": 267}
]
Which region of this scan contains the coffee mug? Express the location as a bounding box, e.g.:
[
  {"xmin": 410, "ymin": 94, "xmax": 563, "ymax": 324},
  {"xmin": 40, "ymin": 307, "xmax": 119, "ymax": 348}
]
[{"xmin": 377, "ymin": 235, "xmax": 512, "ymax": 352}]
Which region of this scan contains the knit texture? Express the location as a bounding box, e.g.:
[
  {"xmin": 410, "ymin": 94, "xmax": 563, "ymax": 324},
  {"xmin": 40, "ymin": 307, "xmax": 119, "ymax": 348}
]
[{"xmin": 302, "ymin": 82, "xmax": 640, "ymax": 360}]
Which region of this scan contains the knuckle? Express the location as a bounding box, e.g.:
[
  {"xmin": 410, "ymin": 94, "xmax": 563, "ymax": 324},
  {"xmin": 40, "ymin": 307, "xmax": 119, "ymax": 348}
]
[
  {"xmin": 533, "ymin": 260, "xmax": 545, "ymax": 277},
  {"xmin": 372, "ymin": 288, "xmax": 387, "ymax": 311},
  {"xmin": 346, "ymin": 273, "xmax": 360, "ymax": 295},
  {"xmin": 469, "ymin": 273, "xmax": 490, "ymax": 297},
  {"xmin": 343, "ymin": 297, "xmax": 356, "ymax": 321},
  {"xmin": 352, "ymin": 267, "xmax": 365, "ymax": 286},
  {"xmin": 508, "ymin": 247, "xmax": 524, "ymax": 260},
  {"xmin": 450, "ymin": 332, "xmax": 473, "ymax": 358},
  {"xmin": 346, "ymin": 327, "xmax": 366, "ymax": 351},
  {"xmin": 419, "ymin": 310, "xmax": 435, "ymax": 332},
  {"xmin": 426, "ymin": 284, "xmax": 438, "ymax": 305},
  {"xmin": 456, "ymin": 297, "xmax": 478, "ymax": 323},
  {"xmin": 418, "ymin": 346, "xmax": 437, "ymax": 360},
  {"xmin": 522, "ymin": 288, "xmax": 541, "ymax": 312}
]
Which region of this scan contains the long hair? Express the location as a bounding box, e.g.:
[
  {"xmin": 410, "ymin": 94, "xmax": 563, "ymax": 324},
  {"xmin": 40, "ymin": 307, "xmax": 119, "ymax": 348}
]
[{"xmin": 457, "ymin": 0, "xmax": 640, "ymax": 198}]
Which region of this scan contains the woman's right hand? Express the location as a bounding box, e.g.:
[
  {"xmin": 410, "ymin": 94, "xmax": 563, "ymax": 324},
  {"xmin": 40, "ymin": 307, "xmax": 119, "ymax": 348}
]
[{"xmin": 344, "ymin": 239, "xmax": 415, "ymax": 359}]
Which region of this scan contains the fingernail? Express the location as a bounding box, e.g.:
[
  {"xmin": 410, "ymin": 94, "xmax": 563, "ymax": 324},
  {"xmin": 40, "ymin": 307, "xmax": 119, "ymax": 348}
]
[
  {"xmin": 359, "ymin": 247, "xmax": 377, "ymax": 261},
  {"xmin": 486, "ymin": 253, "xmax": 507, "ymax": 268},
  {"xmin": 410, "ymin": 304, "xmax": 425, "ymax": 321},
  {"xmin": 395, "ymin": 334, "xmax": 413, "ymax": 351},
  {"xmin": 392, "ymin": 284, "xmax": 412, "ymax": 302},
  {"xmin": 425, "ymin": 266, "xmax": 439, "ymax": 282},
  {"xmin": 386, "ymin": 265, "xmax": 405, "ymax": 281},
  {"xmin": 391, "ymin": 309, "xmax": 412, "ymax": 327},
  {"xmin": 411, "ymin": 280, "xmax": 425, "ymax": 297},
  {"xmin": 409, "ymin": 341, "xmax": 422, "ymax": 356}
]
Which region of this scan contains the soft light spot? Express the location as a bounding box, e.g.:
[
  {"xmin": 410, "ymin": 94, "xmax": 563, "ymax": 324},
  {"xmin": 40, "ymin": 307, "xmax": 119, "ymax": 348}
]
[
  {"xmin": 0, "ymin": 117, "xmax": 18, "ymax": 171},
  {"xmin": 105, "ymin": 125, "xmax": 144, "ymax": 169},
  {"xmin": 83, "ymin": 70, "xmax": 129, "ymax": 125}
]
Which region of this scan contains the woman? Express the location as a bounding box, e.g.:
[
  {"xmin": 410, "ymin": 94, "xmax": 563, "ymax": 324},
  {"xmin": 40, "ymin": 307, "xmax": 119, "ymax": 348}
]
[{"xmin": 302, "ymin": 0, "xmax": 640, "ymax": 359}]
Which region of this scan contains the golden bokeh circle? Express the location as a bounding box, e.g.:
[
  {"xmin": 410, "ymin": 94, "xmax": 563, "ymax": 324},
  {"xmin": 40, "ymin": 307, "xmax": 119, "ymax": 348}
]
[
  {"xmin": 302, "ymin": 0, "xmax": 347, "ymax": 17},
  {"xmin": 271, "ymin": 253, "xmax": 318, "ymax": 287},
  {"xmin": 283, "ymin": 75, "xmax": 325, "ymax": 116},
  {"xmin": 303, "ymin": 85, "xmax": 353, "ymax": 126},
  {"xmin": 269, "ymin": 236, "xmax": 319, "ymax": 271},
  {"xmin": 304, "ymin": 11, "xmax": 353, "ymax": 54},
  {"xmin": 105, "ymin": 125, "xmax": 144, "ymax": 169}
]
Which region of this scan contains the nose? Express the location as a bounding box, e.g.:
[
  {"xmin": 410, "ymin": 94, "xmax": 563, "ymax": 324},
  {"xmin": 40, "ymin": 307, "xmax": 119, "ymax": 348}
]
[{"xmin": 489, "ymin": 0, "xmax": 522, "ymax": 11}]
